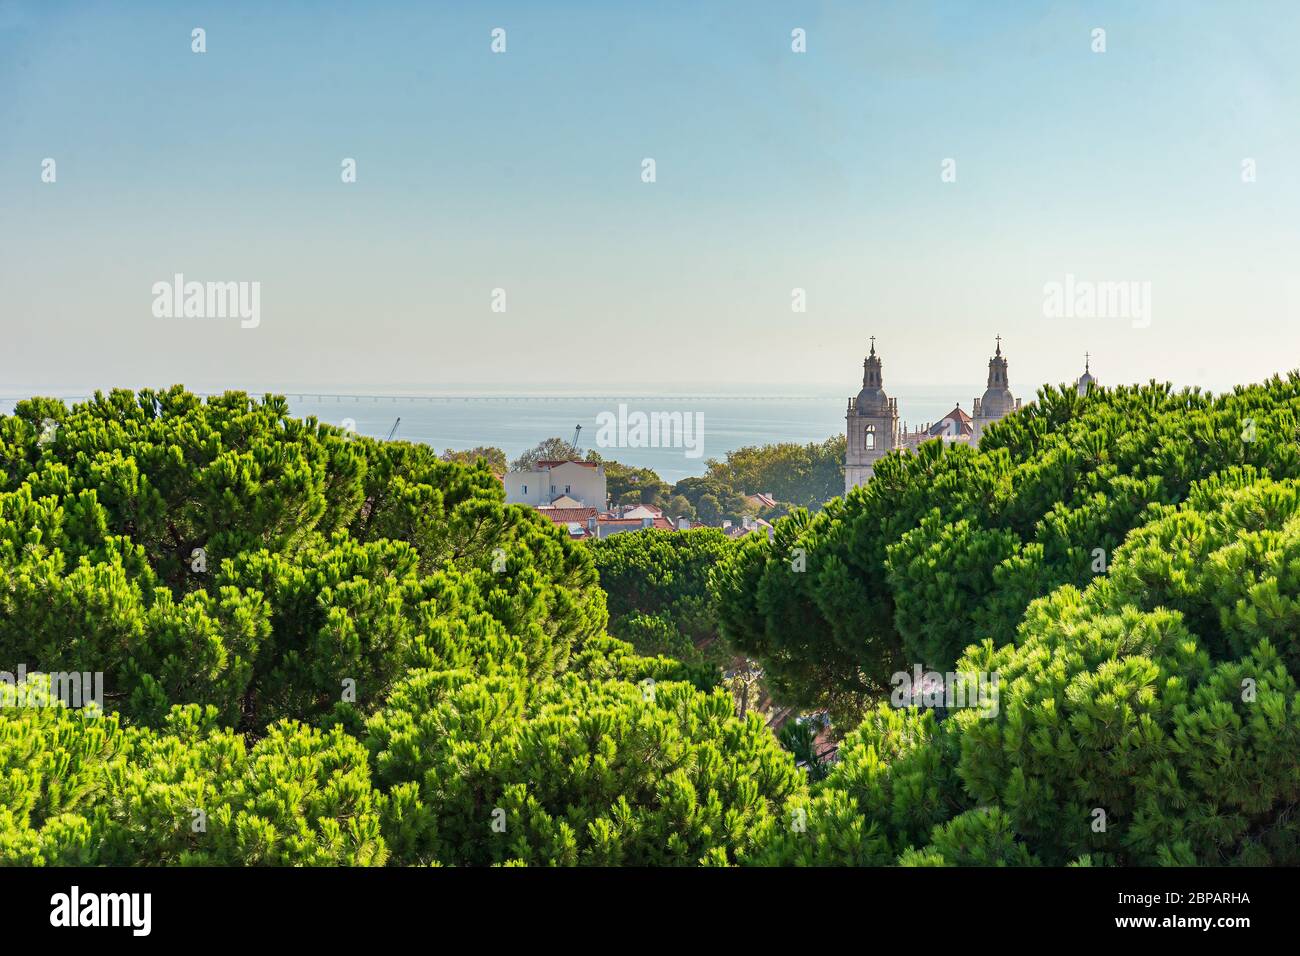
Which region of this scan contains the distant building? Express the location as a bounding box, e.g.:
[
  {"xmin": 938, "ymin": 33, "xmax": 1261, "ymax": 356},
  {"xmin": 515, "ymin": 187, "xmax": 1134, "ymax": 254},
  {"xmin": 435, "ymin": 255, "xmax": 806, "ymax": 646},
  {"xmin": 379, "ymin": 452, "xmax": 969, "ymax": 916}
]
[
  {"xmin": 887, "ymin": 406, "xmax": 976, "ymax": 456},
  {"xmin": 620, "ymin": 504, "xmax": 662, "ymax": 521},
  {"xmin": 579, "ymin": 502, "xmax": 677, "ymax": 538},
  {"xmin": 925, "ymin": 405, "xmax": 974, "ymax": 440},
  {"xmin": 504, "ymin": 459, "xmax": 607, "ymax": 510},
  {"xmin": 845, "ymin": 336, "xmax": 1022, "ymax": 493},
  {"xmin": 532, "ymin": 500, "xmax": 679, "ymax": 539},
  {"xmin": 509, "ymin": 461, "xmax": 778, "ymax": 540},
  {"xmin": 722, "ymin": 515, "xmax": 773, "ymax": 539},
  {"xmin": 535, "ymin": 506, "xmax": 600, "ymax": 538},
  {"xmin": 745, "ymin": 492, "xmax": 777, "ymax": 510},
  {"xmin": 1075, "ymin": 353, "xmax": 1097, "ymax": 396},
  {"xmin": 844, "ymin": 338, "xmax": 899, "ymax": 492},
  {"xmin": 970, "ymin": 336, "xmax": 1020, "ymax": 444},
  {"xmin": 594, "ymin": 515, "xmax": 676, "ymax": 538}
]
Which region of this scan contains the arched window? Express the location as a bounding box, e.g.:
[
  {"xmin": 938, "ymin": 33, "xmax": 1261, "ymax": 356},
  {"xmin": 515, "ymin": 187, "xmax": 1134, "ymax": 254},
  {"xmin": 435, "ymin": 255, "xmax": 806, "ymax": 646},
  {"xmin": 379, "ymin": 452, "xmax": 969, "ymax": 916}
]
[{"xmin": 865, "ymin": 424, "xmax": 876, "ymax": 450}]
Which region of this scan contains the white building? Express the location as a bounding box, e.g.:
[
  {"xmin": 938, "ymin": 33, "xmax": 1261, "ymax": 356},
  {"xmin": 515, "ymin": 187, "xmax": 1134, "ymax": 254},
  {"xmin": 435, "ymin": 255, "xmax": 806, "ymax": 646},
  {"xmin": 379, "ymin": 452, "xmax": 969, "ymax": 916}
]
[{"xmin": 504, "ymin": 460, "xmax": 607, "ymax": 510}]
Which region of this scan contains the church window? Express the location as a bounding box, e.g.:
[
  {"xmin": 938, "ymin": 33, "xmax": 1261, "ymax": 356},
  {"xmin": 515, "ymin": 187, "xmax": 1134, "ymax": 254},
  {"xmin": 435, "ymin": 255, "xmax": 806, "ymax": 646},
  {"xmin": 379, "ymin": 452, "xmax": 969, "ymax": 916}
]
[{"xmin": 865, "ymin": 425, "xmax": 876, "ymax": 450}]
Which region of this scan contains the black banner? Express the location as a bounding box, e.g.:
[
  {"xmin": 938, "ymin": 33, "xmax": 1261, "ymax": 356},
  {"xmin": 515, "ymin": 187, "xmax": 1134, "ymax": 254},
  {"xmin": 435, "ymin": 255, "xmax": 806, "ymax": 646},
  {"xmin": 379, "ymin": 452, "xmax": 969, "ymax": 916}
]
[{"xmin": 0, "ymin": 866, "xmax": 1280, "ymax": 942}]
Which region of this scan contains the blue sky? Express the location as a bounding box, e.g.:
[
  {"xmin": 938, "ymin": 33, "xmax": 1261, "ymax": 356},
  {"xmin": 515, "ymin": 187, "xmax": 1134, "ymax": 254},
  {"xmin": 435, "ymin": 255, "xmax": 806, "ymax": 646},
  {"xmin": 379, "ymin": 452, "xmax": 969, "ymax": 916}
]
[{"xmin": 2, "ymin": 0, "xmax": 1298, "ymax": 395}]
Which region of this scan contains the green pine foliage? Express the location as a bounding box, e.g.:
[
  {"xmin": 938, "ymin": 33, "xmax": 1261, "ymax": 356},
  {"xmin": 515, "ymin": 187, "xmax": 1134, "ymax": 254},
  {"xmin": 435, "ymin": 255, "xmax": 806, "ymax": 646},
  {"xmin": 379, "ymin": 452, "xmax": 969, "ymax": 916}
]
[
  {"xmin": 586, "ymin": 527, "xmax": 733, "ymax": 666},
  {"xmin": 746, "ymin": 471, "xmax": 1300, "ymax": 866},
  {"xmin": 0, "ymin": 688, "xmax": 385, "ymax": 866},
  {"xmin": 0, "ymin": 388, "xmax": 800, "ymax": 866},
  {"xmin": 713, "ymin": 378, "xmax": 1300, "ymax": 710},
  {"xmin": 8, "ymin": 380, "xmax": 1300, "ymax": 866},
  {"xmin": 366, "ymin": 671, "xmax": 801, "ymax": 865}
]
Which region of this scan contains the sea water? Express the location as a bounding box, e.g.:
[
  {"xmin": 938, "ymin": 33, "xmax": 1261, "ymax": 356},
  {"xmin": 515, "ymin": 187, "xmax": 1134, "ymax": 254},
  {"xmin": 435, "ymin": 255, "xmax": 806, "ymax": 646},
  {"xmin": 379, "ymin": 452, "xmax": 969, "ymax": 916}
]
[{"xmin": 2, "ymin": 386, "xmax": 984, "ymax": 484}]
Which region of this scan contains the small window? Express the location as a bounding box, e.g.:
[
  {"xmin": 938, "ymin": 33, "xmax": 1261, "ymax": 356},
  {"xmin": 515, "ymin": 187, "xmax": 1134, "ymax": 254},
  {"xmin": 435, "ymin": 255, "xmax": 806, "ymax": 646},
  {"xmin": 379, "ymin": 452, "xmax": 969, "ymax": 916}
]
[
  {"xmin": 522, "ymin": 484, "xmax": 527, "ymax": 494},
  {"xmin": 865, "ymin": 424, "xmax": 876, "ymax": 450},
  {"xmin": 565, "ymin": 484, "xmax": 571, "ymax": 493}
]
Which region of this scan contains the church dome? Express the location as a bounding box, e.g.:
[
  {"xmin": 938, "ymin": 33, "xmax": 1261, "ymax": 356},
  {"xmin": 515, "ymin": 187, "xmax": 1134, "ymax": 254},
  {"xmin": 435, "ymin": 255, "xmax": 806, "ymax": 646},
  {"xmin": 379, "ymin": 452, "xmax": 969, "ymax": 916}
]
[
  {"xmin": 854, "ymin": 340, "xmax": 892, "ymax": 416},
  {"xmin": 1076, "ymin": 354, "xmax": 1097, "ymax": 396},
  {"xmin": 855, "ymin": 384, "xmax": 891, "ymax": 415},
  {"xmin": 979, "ymin": 385, "xmax": 1015, "ymax": 417},
  {"xmin": 977, "ymin": 336, "xmax": 1016, "ymax": 419}
]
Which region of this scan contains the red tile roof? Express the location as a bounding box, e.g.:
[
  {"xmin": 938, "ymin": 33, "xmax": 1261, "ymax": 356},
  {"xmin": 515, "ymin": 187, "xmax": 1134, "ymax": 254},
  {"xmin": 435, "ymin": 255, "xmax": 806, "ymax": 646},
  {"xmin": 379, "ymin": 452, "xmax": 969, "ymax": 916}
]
[
  {"xmin": 536, "ymin": 507, "xmax": 598, "ymax": 524},
  {"xmin": 927, "ymin": 406, "xmax": 974, "ymax": 436}
]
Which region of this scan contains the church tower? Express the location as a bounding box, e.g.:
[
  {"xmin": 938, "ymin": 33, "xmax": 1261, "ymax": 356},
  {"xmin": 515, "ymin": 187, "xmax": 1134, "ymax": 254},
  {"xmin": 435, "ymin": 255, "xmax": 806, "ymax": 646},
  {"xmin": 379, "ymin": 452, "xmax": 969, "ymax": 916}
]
[
  {"xmin": 845, "ymin": 337, "xmax": 899, "ymax": 492},
  {"xmin": 971, "ymin": 336, "xmax": 1020, "ymax": 445},
  {"xmin": 1075, "ymin": 352, "xmax": 1097, "ymax": 396}
]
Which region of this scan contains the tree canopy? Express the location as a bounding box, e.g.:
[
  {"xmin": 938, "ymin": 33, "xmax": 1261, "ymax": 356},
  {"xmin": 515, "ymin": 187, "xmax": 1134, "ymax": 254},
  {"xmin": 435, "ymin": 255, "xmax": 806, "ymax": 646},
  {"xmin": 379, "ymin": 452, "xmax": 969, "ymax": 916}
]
[
  {"xmin": 587, "ymin": 527, "xmax": 734, "ymax": 667},
  {"xmin": 440, "ymin": 446, "xmax": 508, "ymax": 474},
  {"xmin": 9, "ymin": 378, "xmax": 1300, "ymax": 867},
  {"xmin": 751, "ymin": 472, "xmax": 1300, "ymax": 865},
  {"xmin": 509, "ymin": 436, "xmax": 580, "ymax": 471},
  {"xmin": 701, "ymin": 436, "xmax": 845, "ymax": 514},
  {"xmin": 713, "ymin": 378, "xmax": 1300, "ymax": 717},
  {"xmin": 0, "ymin": 388, "xmax": 798, "ymax": 865}
]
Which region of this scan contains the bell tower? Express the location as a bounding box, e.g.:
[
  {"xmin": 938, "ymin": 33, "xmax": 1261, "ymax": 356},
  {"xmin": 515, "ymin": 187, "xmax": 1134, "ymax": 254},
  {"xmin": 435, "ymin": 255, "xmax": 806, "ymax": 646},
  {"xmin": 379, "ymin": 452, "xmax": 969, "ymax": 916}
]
[
  {"xmin": 971, "ymin": 335, "xmax": 1020, "ymax": 444},
  {"xmin": 845, "ymin": 337, "xmax": 899, "ymax": 492}
]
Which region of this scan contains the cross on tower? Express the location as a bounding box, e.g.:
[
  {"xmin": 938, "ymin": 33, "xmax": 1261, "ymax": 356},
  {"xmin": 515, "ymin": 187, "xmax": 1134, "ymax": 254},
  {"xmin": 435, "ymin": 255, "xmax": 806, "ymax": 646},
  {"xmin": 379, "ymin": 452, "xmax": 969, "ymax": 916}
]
[
  {"xmin": 869, "ymin": 335, "xmax": 876, "ymax": 355},
  {"xmin": 1085, "ymin": 351, "xmax": 1090, "ymax": 372},
  {"xmin": 995, "ymin": 334, "xmax": 1002, "ymax": 355}
]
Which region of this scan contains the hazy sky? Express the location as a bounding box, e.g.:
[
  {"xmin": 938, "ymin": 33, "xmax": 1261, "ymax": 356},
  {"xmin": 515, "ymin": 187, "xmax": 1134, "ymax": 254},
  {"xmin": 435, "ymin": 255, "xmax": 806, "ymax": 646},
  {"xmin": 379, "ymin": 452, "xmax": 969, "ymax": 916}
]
[{"xmin": 2, "ymin": 0, "xmax": 1299, "ymax": 396}]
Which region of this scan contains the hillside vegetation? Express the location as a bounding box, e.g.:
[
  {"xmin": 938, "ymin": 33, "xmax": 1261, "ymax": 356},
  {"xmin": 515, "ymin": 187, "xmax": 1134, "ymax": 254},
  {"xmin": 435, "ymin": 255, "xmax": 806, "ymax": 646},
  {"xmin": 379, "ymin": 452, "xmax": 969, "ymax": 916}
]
[
  {"xmin": 0, "ymin": 388, "xmax": 798, "ymax": 865},
  {"xmin": 5, "ymin": 379, "xmax": 1300, "ymax": 866},
  {"xmin": 716, "ymin": 377, "xmax": 1300, "ymax": 864}
]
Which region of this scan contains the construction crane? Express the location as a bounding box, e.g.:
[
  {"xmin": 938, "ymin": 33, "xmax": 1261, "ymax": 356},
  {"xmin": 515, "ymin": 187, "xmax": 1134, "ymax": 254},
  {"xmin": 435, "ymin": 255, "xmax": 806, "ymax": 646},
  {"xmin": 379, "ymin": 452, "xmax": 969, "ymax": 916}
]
[
  {"xmin": 571, "ymin": 424, "xmax": 582, "ymax": 453},
  {"xmin": 386, "ymin": 418, "xmax": 401, "ymax": 441}
]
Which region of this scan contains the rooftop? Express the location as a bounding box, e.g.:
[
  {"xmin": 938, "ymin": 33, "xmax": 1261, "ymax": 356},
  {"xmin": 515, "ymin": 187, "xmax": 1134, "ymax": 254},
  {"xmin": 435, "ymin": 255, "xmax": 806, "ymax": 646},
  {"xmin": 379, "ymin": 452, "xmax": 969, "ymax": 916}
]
[{"xmin": 534, "ymin": 459, "xmax": 599, "ymax": 470}]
